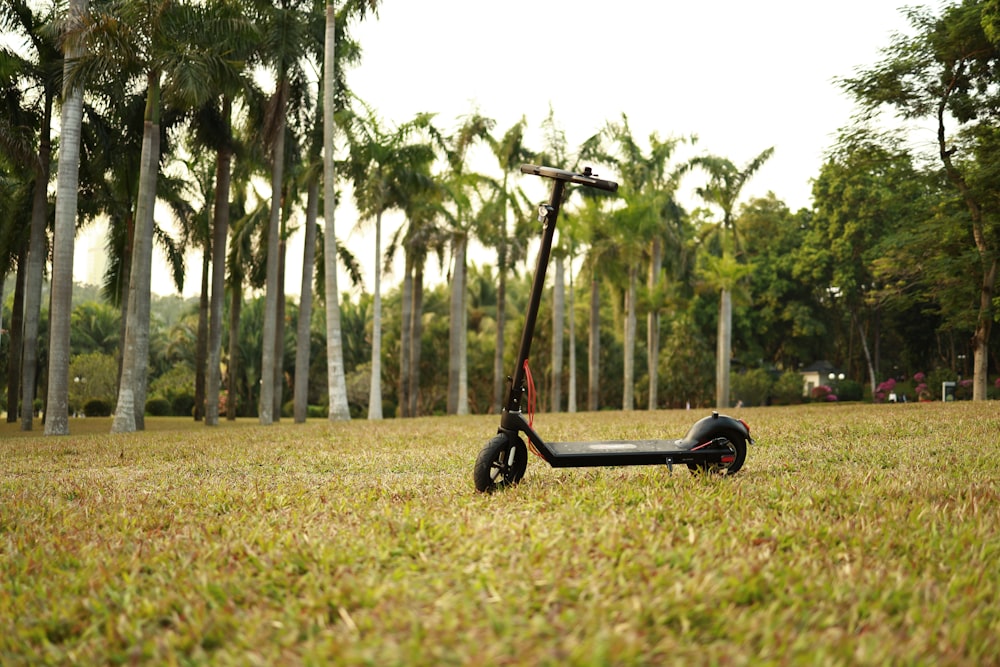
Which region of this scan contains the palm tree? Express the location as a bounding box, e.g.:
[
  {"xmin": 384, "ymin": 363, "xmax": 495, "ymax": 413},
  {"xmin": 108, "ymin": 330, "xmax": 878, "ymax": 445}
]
[
  {"xmin": 253, "ymin": 0, "xmax": 322, "ymax": 425},
  {"xmin": 442, "ymin": 112, "xmax": 494, "ymax": 415},
  {"xmin": 63, "ymin": 0, "xmax": 234, "ymax": 432},
  {"xmin": 45, "ymin": 0, "xmax": 99, "ymax": 435},
  {"xmin": 0, "ymin": 13, "xmax": 36, "ymax": 424},
  {"xmin": 693, "ymin": 147, "xmax": 774, "ymax": 408},
  {"xmin": 484, "ymin": 117, "xmax": 534, "ymax": 412},
  {"xmin": 190, "ymin": 0, "xmax": 259, "ymax": 427},
  {"xmin": 387, "ymin": 159, "xmax": 444, "ymax": 418},
  {"xmin": 556, "ymin": 209, "xmax": 588, "ymax": 412},
  {"xmin": 225, "ymin": 180, "xmax": 264, "ymax": 419},
  {"xmin": 2, "ymin": 0, "xmax": 60, "ymax": 431},
  {"xmin": 603, "ymin": 115, "xmax": 693, "ymax": 410},
  {"xmin": 537, "ymin": 106, "xmax": 574, "ymax": 411},
  {"xmin": 577, "ymin": 195, "xmax": 616, "ymax": 411},
  {"xmin": 322, "ymin": 0, "xmax": 379, "ymax": 421},
  {"xmin": 69, "ymin": 300, "xmax": 120, "ymax": 356},
  {"xmin": 341, "ymin": 100, "xmax": 436, "ymax": 419}
]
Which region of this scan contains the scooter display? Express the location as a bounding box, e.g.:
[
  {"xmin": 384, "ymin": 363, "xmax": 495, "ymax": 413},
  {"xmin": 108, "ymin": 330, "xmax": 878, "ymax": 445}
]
[{"xmin": 474, "ymin": 164, "xmax": 753, "ymax": 493}]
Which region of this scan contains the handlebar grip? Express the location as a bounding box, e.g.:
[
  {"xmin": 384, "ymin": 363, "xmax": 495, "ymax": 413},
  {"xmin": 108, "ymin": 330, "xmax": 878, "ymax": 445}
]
[{"xmin": 519, "ymin": 164, "xmax": 619, "ymax": 192}]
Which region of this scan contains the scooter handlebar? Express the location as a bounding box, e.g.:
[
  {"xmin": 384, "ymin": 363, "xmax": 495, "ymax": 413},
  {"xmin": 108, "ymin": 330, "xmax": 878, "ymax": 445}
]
[{"xmin": 519, "ymin": 164, "xmax": 618, "ymax": 192}]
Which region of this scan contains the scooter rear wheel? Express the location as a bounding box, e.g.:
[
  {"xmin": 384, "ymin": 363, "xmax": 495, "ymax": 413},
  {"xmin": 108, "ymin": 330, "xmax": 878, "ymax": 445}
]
[
  {"xmin": 688, "ymin": 431, "xmax": 746, "ymax": 476},
  {"xmin": 474, "ymin": 433, "xmax": 528, "ymax": 493}
]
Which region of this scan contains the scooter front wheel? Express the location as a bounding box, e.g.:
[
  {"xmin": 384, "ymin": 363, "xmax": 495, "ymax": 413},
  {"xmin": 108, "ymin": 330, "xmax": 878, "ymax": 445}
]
[
  {"xmin": 688, "ymin": 431, "xmax": 747, "ymax": 476},
  {"xmin": 474, "ymin": 433, "xmax": 528, "ymax": 493}
]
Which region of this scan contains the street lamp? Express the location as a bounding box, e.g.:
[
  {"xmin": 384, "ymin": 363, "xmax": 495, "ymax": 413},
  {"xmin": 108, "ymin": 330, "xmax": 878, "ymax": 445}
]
[{"xmin": 828, "ymin": 372, "xmax": 845, "ymax": 399}]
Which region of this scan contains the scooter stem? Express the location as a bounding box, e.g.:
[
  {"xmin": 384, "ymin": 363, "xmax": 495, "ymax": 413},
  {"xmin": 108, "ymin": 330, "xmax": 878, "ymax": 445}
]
[{"xmin": 505, "ymin": 178, "xmax": 566, "ymax": 415}]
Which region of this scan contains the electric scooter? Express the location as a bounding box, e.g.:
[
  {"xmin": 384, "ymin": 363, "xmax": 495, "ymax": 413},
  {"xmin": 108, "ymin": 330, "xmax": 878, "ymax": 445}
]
[{"xmin": 473, "ymin": 164, "xmax": 753, "ymax": 493}]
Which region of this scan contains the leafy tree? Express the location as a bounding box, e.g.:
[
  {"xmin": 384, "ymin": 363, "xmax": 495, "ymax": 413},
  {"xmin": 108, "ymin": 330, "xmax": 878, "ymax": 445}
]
[
  {"xmin": 739, "ymin": 195, "xmax": 827, "ymax": 372},
  {"xmin": 67, "ymin": 351, "xmax": 117, "ymax": 416},
  {"xmin": 842, "ymin": 0, "xmax": 1000, "ymax": 400},
  {"xmin": 800, "ymin": 132, "xmax": 927, "ymax": 396}
]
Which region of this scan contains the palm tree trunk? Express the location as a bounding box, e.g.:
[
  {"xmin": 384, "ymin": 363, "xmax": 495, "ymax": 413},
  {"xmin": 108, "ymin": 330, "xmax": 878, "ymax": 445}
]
[
  {"xmin": 112, "ymin": 71, "xmax": 162, "ymax": 433},
  {"xmin": 20, "ymin": 89, "xmax": 53, "ymax": 431},
  {"xmin": 130, "ymin": 134, "xmax": 161, "ymax": 432},
  {"xmin": 116, "ymin": 214, "xmax": 133, "ymax": 388},
  {"xmin": 227, "ymin": 275, "xmax": 243, "ymax": 420},
  {"xmin": 647, "ymin": 238, "xmax": 662, "ymax": 410},
  {"xmin": 273, "ymin": 236, "xmax": 286, "ymax": 420},
  {"xmin": 368, "ymin": 209, "xmax": 384, "ymax": 420},
  {"xmin": 588, "ymin": 275, "xmax": 600, "ymax": 411},
  {"xmin": 293, "ymin": 177, "xmax": 319, "ymax": 423},
  {"xmin": 399, "ymin": 251, "xmax": 413, "ymax": 417},
  {"xmin": 194, "ymin": 248, "xmax": 209, "ymax": 420},
  {"xmin": 7, "ymin": 249, "xmax": 25, "ymax": 423},
  {"xmin": 492, "ymin": 245, "xmax": 507, "ymax": 413},
  {"xmin": 567, "ymin": 261, "xmax": 577, "ymax": 413},
  {"xmin": 457, "ymin": 241, "xmax": 469, "ymax": 416},
  {"xmin": 551, "ymin": 255, "xmax": 564, "ymax": 412},
  {"xmin": 408, "ymin": 263, "xmax": 424, "ymax": 416},
  {"xmin": 715, "ymin": 288, "xmax": 732, "ymax": 409},
  {"xmin": 972, "ymin": 259, "xmax": 996, "ymax": 401},
  {"xmin": 853, "ymin": 311, "xmax": 877, "ymax": 399},
  {"xmin": 259, "ymin": 83, "xmax": 287, "ymax": 425},
  {"xmin": 623, "ymin": 266, "xmax": 636, "ymax": 411},
  {"xmin": 205, "ymin": 105, "xmax": 232, "ymax": 427},
  {"xmin": 448, "ymin": 233, "xmax": 467, "ymax": 414},
  {"xmin": 323, "ymin": 1, "xmax": 350, "ymax": 421}
]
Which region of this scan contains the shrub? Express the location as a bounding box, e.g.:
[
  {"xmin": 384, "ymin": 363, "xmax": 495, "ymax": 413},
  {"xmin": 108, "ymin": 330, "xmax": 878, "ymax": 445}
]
[
  {"xmin": 145, "ymin": 397, "xmax": 171, "ymax": 416},
  {"xmin": 171, "ymin": 394, "xmax": 195, "ymax": 417},
  {"xmin": 83, "ymin": 399, "xmax": 112, "ymax": 417},
  {"xmin": 836, "ymin": 380, "xmax": 864, "ymax": 402},
  {"xmin": 927, "ymin": 368, "xmax": 958, "ymax": 401},
  {"xmin": 731, "ymin": 368, "xmax": 773, "ymax": 407},
  {"xmin": 307, "ymin": 405, "xmax": 326, "ymax": 419},
  {"xmin": 771, "ymin": 370, "xmax": 805, "ymax": 405}
]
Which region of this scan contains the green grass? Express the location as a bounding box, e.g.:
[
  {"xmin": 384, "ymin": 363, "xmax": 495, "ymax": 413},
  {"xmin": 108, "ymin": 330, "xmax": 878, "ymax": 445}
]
[{"xmin": 2, "ymin": 404, "xmax": 999, "ymax": 665}]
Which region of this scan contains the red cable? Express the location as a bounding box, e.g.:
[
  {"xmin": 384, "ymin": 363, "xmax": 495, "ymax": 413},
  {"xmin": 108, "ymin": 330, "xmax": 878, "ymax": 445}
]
[{"xmin": 524, "ymin": 359, "xmax": 536, "ymax": 428}]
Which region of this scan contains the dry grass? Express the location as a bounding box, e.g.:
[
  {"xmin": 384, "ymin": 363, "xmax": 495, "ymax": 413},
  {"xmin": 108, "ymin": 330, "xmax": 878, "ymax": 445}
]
[{"xmin": 2, "ymin": 403, "xmax": 999, "ymax": 665}]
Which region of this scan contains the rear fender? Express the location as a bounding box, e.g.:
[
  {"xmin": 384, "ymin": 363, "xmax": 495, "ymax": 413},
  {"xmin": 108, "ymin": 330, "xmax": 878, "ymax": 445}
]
[{"xmin": 680, "ymin": 411, "xmax": 753, "ymax": 449}]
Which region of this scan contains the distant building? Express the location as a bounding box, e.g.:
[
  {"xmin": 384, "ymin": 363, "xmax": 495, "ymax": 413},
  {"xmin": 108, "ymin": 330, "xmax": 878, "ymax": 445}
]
[
  {"xmin": 800, "ymin": 360, "xmax": 845, "ymax": 398},
  {"xmin": 85, "ymin": 234, "xmax": 107, "ymax": 286}
]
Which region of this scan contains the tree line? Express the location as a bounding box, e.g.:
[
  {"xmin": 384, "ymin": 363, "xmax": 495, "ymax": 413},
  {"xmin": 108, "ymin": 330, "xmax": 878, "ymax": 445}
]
[{"xmin": 2, "ymin": 0, "xmax": 999, "ymax": 435}]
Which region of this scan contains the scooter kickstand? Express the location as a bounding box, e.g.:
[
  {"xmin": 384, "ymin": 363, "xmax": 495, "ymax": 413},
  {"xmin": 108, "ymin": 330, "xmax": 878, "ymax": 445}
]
[{"xmin": 665, "ymin": 457, "xmax": 674, "ymax": 474}]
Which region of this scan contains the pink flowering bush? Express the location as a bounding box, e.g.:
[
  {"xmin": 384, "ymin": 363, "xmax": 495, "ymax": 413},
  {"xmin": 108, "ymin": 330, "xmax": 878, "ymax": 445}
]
[
  {"xmin": 875, "ymin": 378, "xmax": 896, "ymax": 403},
  {"xmin": 811, "ymin": 385, "xmax": 837, "ymax": 402}
]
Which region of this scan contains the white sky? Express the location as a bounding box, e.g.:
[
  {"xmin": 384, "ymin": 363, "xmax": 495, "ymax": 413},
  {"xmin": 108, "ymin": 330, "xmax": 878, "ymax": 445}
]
[
  {"xmin": 80, "ymin": 0, "xmax": 916, "ymax": 298},
  {"xmin": 348, "ymin": 0, "xmax": 914, "ymax": 210}
]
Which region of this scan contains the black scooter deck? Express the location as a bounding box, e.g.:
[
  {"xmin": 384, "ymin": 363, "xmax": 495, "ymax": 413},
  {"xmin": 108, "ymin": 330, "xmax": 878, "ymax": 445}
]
[{"xmin": 539, "ymin": 438, "xmax": 726, "ymax": 468}]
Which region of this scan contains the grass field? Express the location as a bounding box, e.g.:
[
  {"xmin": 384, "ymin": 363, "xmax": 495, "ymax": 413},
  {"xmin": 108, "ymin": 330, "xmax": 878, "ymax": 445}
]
[{"xmin": 2, "ymin": 403, "xmax": 999, "ymax": 665}]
